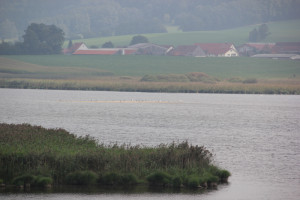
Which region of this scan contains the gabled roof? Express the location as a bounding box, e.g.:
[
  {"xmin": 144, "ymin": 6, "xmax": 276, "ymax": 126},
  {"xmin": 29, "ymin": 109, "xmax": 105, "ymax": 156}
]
[
  {"xmin": 128, "ymin": 43, "xmax": 169, "ymax": 50},
  {"xmin": 272, "ymin": 42, "xmax": 300, "ymax": 54},
  {"xmin": 73, "ymin": 49, "xmax": 119, "ymax": 55},
  {"xmin": 168, "ymin": 45, "xmax": 205, "ymax": 57},
  {"xmin": 72, "ymin": 48, "xmax": 137, "ymax": 55},
  {"xmin": 241, "ymin": 43, "xmax": 275, "ymax": 51},
  {"xmin": 194, "ymin": 43, "xmax": 235, "ymax": 55},
  {"xmin": 63, "ymin": 42, "xmax": 86, "ymax": 54}
]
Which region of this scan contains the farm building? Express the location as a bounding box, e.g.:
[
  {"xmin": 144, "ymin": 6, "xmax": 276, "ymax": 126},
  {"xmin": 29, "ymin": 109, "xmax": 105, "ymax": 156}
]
[
  {"xmin": 237, "ymin": 43, "xmax": 275, "ymax": 56},
  {"xmin": 271, "ymin": 42, "xmax": 300, "ymax": 54},
  {"xmin": 168, "ymin": 45, "xmax": 205, "ymax": 57},
  {"xmin": 128, "ymin": 43, "xmax": 173, "ymax": 55},
  {"xmin": 62, "ymin": 42, "xmax": 88, "ymax": 54},
  {"xmin": 251, "ymin": 54, "xmax": 299, "ymax": 59},
  {"xmin": 73, "ymin": 48, "xmax": 137, "ymax": 55},
  {"xmin": 194, "ymin": 43, "xmax": 239, "ymax": 57}
]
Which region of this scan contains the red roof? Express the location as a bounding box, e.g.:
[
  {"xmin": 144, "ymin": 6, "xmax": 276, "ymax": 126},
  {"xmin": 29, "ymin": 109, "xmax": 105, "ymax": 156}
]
[
  {"xmin": 123, "ymin": 49, "xmax": 137, "ymax": 55},
  {"xmin": 72, "ymin": 48, "xmax": 137, "ymax": 55},
  {"xmin": 73, "ymin": 49, "xmax": 119, "ymax": 55},
  {"xmin": 169, "ymin": 45, "xmax": 204, "ymax": 56},
  {"xmin": 244, "ymin": 43, "xmax": 275, "ymax": 51},
  {"xmin": 194, "ymin": 43, "xmax": 234, "ymax": 55},
  {"xmin": 272, "ymin": 42, "xmax": 300, "ymax": 54},
  {"xmin": 63, "ymin": 42, "xmax": 85, "ymax": 54}
]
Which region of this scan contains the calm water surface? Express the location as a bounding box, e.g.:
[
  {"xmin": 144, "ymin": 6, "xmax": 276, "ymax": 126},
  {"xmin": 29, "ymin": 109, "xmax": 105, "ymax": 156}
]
[{"xmin": 0, "ymin": 89, "xmax": 299, "ymax": 200}]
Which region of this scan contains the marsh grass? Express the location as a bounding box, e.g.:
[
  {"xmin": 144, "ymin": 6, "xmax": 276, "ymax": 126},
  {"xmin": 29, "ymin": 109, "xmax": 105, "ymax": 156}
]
[
  {"xmin": 0, "ymin": 123, "xmax": 230, "ymax": 189},
  {"xmin": 65, "ymin": 171, "xmax": 98, "ymax": 185},
  {"xmin": 12, "ymin": 174, "xmax": 53, "ymax": 187},
  {"xmin": 1, "ymin": 78, "xmax": 299, "ymax": 94}
]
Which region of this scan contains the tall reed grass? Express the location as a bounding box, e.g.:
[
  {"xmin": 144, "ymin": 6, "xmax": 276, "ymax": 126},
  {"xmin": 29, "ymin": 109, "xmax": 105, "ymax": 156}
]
[
  {"xmin": 1, "ymin": 78, "xmax": 299, "ymax": 94},
  {"xmin": 0, "ymin": 124, "xmax": 230, "ymax": 189}
]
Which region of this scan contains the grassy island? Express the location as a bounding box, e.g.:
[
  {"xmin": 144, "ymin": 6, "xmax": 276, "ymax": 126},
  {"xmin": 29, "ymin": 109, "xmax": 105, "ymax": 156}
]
[{"xmin": 0, "ymin": 123, "xmax": 230, "ymax": 190}]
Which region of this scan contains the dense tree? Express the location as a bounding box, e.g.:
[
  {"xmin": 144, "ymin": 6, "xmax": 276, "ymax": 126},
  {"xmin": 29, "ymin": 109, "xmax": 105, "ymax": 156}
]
[
  {"xmin": 258, "ymin": 24, "xmax": 270, "ymax": 40},
  {"xmin": 129, "ymin": 35, "xmax": 149, "ymax": 45},
  {"xmin": 67, "ymin": 39, "xmax": 73, "ymax": 49},
  {"xmin": 102, "ymin": 41, "xmax": 114, "ymax": 48},
  {"xmin": 249, "ymin": 28, "xmax": 259, "ymax": 42},
  {"xmin": 22, "ymin": 23, "xmax": 64, "ymax": 54},
  {"xmin": 0, "ymin": 23, "xmax": 65, "ymax": 55},
  {"xmin": 248, "ymin": 24, "xmax": 271, "ymax": 42}
]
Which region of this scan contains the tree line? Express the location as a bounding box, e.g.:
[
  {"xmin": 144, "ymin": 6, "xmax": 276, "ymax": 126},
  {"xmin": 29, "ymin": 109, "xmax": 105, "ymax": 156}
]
[{"xmin": 1, "ymin": 0, "xmax": 300, "ymax": 40}]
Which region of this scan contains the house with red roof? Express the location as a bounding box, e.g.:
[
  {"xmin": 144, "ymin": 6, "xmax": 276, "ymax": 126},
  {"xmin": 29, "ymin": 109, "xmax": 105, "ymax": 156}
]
[
  {"xmin": 62, "ymin": 42, "xmax": 88, "ymax": 54},
  {"xmin": 194, "ymin": 43, "xmax": 239, "ymax": 57}
]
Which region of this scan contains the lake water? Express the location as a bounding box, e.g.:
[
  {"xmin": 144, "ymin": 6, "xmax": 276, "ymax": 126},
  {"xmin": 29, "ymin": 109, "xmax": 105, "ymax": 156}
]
[{"xmin": 0, "ymin": 88, "xmax": 299, "ymax": 200}]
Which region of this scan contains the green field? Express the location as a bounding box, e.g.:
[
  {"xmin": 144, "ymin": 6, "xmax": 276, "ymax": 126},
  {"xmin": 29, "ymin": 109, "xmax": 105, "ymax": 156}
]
[
  {"xmin": 68, "ymin": 19, "xmax": 300, "ymax": 47},
  {"xmin": 2, "ymin": 55, "xmax": 299, "ymax": 79}
]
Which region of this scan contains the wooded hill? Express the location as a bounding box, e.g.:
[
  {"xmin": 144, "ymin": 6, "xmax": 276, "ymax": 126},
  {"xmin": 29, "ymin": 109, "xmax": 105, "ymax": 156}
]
[{"xmin": 1, "ymin": 0, "xmax": 300, "ymax": 40}]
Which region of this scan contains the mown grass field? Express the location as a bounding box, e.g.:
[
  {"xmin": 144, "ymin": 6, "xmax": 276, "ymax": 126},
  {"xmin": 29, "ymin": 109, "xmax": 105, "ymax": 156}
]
[{"xmin": 68, "ymin": 19, "xmax": 300, "ymax": 47}]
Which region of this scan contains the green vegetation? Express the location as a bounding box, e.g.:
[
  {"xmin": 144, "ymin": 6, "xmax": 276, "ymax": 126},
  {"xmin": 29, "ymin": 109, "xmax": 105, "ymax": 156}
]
[
  {"xmin": 68, "ymin": 19, "xmax": 300, "ymax": 47},
  {"xmin": 0, "ymin": 123, "xmax": 230, "ymax": 190},
  {"xmin": 2, "ymin": 55, "xmax": 300, "ymax": 79},
  {"xmin": 0, "ymin": 23, "xmax": 64, "ymax": 55},
  {"xmin": 0, "ymin": 55, "xmax": 299, "ymax": 94},
  {"xmin": 141, "ymin": 72, "xmax": 219, "ymax": 83},
  {"xmin": 12, "ymin": 174, "xmax": 52, "ymax": 188},
  {"xmin": 65, "ymin": 171, "xmax": 98, "ymax": 185}
]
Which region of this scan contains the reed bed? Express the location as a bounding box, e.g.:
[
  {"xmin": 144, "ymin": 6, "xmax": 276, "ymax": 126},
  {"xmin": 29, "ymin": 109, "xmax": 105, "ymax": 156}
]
[
  {"xmin": 0, "ymin": 123, "xmax": 230, "ymax": 189},
  {"xmin": 1, "ymin": 78, "xmax": 299, "ymax": 94}
]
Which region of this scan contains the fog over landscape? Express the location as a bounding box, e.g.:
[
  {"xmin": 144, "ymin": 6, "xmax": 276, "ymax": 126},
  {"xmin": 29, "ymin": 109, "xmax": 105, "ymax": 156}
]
[
  {"xmin": 1, "ymin": 0, "xmax": 300, "ymax": 40},
  {"xmin": 0, "ymin": 1, "xmax": 300, "ymax": 200}
]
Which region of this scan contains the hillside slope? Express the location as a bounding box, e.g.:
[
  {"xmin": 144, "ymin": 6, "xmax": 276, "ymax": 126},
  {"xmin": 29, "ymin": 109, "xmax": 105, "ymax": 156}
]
[{"xmin": 70, "ymin": 19, "xmax": 300, "ymax": 47}]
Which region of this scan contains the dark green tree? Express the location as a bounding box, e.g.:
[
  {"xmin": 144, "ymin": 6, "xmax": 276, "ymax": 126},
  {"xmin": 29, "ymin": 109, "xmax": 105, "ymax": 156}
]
[
  {"xmin": 102, "ymin": 41, "xmax": 114, "ymax": 48},
  {"xmin": 22, "ymin": 23, "xmax": 64, "ymax": 54},
  {"xmin": 248, "ymin": 24, "xmax": 271, "ymax": 42},
  {"xmin": 67, "ymin": 39, "xmax": 73, "ymax": 48},
  {"xmin": 248, "ymin": 28, "xmax": 258, "ymax": 42},
  {"xmin": 129, "ymin": 35, "xmax": 149, "ymax": 46},
  {"xmin": 258, "ymin": 24, "xmax": 270, "ymax": 40}
]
